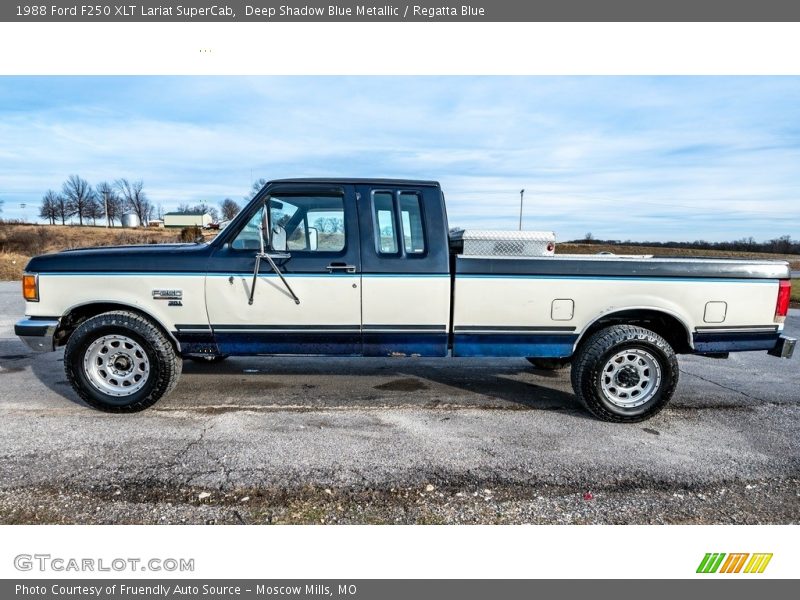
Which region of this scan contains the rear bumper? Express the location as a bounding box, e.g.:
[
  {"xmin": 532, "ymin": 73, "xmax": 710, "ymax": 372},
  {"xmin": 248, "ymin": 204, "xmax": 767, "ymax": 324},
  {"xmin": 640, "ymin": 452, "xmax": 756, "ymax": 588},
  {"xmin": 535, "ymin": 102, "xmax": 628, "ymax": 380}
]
[
  {"xmin": 768, "ymin": 335, "xmax": 796, "ymax": 359},
  {"xmin": 14, "ymin": 317, "xmax": 60, "ymax": 352}
]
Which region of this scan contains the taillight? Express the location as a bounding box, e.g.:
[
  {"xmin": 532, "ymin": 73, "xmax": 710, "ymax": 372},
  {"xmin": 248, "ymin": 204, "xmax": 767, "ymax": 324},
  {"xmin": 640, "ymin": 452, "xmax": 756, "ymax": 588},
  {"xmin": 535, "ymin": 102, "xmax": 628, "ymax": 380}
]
[
  {"xmin": 22, "ymin": 273, "xmax": 38, "ymax": 302},
  {"xmin": 775, "ymin": 279, "xmax": 791, "ymax": 320}
]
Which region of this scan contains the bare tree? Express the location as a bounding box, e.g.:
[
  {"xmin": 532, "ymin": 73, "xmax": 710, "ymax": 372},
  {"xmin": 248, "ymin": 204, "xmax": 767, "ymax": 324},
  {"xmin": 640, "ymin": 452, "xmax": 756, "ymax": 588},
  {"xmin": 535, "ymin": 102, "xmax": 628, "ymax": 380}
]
[
  {"xmin": 192, "ymin": 202, "xmax": 219, "ymax": 222},
  {"xmin": 220, "ymin": 198, "xmax": 240, "ymax": 221},
  {"xmin": 62, "ymin": 175, "xmax": 95, "ymax": 226},
  {"xmin": 96, "ymin": 181, "xmax": 119, "ymax": 227},
  {"xmin": 39, "ymin": 190, "xmax": 60, "ymax": 225},
  {"xmin": 313, "ymin": 216, "xmax": 344, "ymax": 233},
  {"xmin": 177, "ymin": 201, "xmax": 219, "ymax": 222},
  {"xmin": 245, "ymin": 178, "xmax": 267, "ymax": 201},
  {"xmin": 107, "ymin": 193, "xmax": 124, "ymax": 226},
  {"xmin": 85, "ymin": 196, "xmax": 104, "ymax": 226},
  {"xmin": 115, "ymin": 178, "xmax": 152, "ymax": 223},
  {"xmin": 53, "ymin": 192, "xmax": 72, "ymax": 225}
]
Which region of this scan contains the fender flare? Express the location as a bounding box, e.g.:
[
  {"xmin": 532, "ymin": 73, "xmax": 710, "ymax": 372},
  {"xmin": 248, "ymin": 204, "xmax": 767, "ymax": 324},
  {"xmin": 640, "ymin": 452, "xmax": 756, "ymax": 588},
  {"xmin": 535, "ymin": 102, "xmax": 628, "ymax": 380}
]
[
  {"xmin": 58, "ymin": 300, "xmax": 182, "ymax": 351},
  {"xmin": 572, "ymin": 305, "xmax": 694, "ymax": 353}
]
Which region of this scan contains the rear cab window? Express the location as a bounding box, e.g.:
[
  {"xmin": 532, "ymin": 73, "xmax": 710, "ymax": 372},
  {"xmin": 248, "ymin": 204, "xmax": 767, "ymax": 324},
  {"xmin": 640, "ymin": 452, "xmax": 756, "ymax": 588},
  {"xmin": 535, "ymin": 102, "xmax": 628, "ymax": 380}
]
[{"xmin": 370, "ymin": 190, "xmax": 426, "ymax": 257}]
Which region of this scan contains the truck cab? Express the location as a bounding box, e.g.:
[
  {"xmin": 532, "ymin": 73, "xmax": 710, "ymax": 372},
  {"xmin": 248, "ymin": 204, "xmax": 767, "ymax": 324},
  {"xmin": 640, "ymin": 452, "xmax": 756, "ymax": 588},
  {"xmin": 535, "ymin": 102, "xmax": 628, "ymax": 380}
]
[{"xmin": 200, "ymin": 179, "xmax": 452, "ymax": 358}]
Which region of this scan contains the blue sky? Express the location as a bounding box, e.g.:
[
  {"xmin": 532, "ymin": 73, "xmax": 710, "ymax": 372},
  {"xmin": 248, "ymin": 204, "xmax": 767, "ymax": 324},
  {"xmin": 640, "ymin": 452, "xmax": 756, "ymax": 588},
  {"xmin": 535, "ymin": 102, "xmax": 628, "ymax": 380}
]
[{"xmin": 0, "ymin": 76, "xmax": 798, "ymax": 242}]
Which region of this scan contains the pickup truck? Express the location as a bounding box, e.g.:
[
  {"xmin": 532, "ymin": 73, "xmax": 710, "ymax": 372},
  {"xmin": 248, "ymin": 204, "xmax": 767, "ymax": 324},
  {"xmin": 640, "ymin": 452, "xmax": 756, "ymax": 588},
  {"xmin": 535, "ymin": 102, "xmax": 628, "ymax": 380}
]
[{"xmin": 15, "ymin": 178, "xmax": 796, "ymax": 422}]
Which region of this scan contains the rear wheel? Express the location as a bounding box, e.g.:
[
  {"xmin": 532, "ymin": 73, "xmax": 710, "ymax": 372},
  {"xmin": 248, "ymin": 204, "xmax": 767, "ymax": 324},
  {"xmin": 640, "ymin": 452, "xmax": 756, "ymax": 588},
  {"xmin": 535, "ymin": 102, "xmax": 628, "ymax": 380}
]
[
  {"xmin": 571, "ymin": 325, "xmax": 678, "ymax": 422},
  {"xmin": 64, "ymin": 311, "xmax": 182, "ymax": 412}
]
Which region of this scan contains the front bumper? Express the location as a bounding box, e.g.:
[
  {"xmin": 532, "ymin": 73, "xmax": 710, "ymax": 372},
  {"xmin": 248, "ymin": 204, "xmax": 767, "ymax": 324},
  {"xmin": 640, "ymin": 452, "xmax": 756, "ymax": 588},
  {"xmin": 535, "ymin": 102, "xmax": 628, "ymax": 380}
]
[
  {"xmin": 15, "ymin": 317, "xmax": 60, "ymax": 352},
  {"xmin": 768, "ymin": 335, "xmax": 796, "ymax": 359}
]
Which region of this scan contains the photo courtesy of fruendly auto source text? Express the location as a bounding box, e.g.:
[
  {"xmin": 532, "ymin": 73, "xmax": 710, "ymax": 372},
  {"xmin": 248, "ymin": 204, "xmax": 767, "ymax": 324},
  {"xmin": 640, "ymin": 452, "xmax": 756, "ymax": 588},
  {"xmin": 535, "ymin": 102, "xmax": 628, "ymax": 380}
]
[{"xmin": 0, "ymin": 1, "xmax": 798, "ymax": 595}]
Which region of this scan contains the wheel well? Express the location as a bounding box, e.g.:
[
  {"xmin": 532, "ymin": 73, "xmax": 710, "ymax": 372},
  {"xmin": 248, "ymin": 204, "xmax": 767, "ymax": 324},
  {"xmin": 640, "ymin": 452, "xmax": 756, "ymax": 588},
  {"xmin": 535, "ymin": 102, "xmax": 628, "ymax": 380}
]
[
  {"xmin": 55, "ymin": 302, "xmax": 179, "ymax": 351},
  {"xmin": 576, "ymin": 309, "xmax": 692, "ymax": 355}
]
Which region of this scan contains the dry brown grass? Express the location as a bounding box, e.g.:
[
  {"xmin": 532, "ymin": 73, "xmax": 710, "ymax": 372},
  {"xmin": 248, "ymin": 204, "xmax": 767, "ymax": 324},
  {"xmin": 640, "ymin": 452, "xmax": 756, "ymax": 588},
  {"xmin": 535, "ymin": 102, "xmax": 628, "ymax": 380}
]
[
  {"xmin": 1, "ymin": 224, "xmax": 798, "ymax": 281},
  {"xmin": 558, "ymin": 243, "xmax": 800, "ymax": 271},
  {"xmin": 0, "ymin": 223, "xmax": 197, "ymax": 280},
  {"xmin": 0, "ymin": 252, "xmax": 28, "ymax": 280}
]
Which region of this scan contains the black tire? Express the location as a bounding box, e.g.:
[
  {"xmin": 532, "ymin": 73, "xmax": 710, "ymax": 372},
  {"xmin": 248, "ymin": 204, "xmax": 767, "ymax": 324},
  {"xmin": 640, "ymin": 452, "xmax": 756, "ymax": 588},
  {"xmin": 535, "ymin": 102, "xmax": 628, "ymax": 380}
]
[
  {"xmin": 187, "ymin": 354, "xmax": 229, "ymax": 363},
  {"xmin": 64, "ymin": 311, "xmax": 182, "ymax": 412},
  {"xmin": 526, "ymin": 357, "xmax": 570, "ymax": 371},
  {"xmin": 571, "ymin": 325, "xmax": 678, "ymax": 422}
]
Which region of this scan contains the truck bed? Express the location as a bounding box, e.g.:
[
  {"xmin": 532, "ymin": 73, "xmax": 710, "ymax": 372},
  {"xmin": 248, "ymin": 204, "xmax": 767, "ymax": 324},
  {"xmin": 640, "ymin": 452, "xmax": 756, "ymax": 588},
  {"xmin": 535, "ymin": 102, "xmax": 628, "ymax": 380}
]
[{"xmin": 451, "ymin": 254, "xmax": 790, "ymax": 357}]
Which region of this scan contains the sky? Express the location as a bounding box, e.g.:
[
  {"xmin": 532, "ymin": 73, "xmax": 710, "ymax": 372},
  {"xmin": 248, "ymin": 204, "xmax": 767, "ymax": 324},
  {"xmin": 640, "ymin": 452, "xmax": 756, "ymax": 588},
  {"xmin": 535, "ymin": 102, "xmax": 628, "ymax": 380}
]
[{"xmin": 0, "ymin": 76, "xmax": 798, "ymax": 242}]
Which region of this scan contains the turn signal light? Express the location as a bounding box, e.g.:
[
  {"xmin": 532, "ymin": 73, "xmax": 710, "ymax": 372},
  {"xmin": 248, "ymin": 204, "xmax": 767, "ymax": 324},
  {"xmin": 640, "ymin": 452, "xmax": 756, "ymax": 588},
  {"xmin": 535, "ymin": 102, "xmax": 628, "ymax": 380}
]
[
  {"xmin": 22, "ymin": 274, "xmax": 38, "ymax": 302},
  {"xmin": 775, "ymin": 279, "xmax": 791, "ymax": 320}
]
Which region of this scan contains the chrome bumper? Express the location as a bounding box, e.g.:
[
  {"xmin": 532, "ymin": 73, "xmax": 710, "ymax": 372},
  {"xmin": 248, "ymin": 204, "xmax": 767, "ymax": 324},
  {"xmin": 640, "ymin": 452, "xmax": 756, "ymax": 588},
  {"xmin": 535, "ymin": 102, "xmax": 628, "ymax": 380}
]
[
  {"xmin": 768, "ymin": 335, "xmax": 796, "ymax": 359},
  {"xmin": 14, "ymin": 317, "xmax": 60, "ymax": 352}
]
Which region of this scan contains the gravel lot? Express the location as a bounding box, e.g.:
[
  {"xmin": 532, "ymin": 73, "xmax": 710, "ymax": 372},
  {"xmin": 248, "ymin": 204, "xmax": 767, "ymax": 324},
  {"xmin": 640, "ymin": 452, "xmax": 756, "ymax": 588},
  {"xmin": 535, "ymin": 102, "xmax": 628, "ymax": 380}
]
[{"xmin": 0, "ymin": 281, "xmax": 797, "ymax": 524}]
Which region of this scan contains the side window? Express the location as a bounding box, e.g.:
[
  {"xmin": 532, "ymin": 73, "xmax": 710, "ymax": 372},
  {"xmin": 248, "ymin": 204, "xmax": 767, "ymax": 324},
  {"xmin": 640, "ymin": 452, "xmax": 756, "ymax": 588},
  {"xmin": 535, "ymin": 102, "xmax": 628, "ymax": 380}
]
[
  {"xmin": 231, "ymin": 208, "xmax": 266, "ymax": 251},
  {"xmin": 272, "ymin": 194, "xmax": 346, "ymax": 253},
  {"xmin": 372, "ymin": 191, "xmax": 398, "ymax": 254},
  {"xmin": 399, "ymin": 192, "xmax": 425, "ymax": 254},
  {"xmin": 307, "ymin": 208, "xmax": 346, "ymax": 251},
  {"xmin": 230, "ymin": 194, "xmax": 346, "ymax": 253}
]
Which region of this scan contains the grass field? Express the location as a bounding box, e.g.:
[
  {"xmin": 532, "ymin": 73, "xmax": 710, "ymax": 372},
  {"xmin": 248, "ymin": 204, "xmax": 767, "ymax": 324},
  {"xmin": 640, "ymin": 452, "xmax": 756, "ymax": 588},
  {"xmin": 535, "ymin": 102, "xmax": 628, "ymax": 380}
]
[
  {"xmin": 0, "ymin": 224, "xmax": 193, "ymax": 280},
  {"xmin": 558, "ymin": 243, "xmax": 800, "ymax": 271},
  {"xmin": 1, "ymin": 224, "xmax": 799, "ymax": 288}
]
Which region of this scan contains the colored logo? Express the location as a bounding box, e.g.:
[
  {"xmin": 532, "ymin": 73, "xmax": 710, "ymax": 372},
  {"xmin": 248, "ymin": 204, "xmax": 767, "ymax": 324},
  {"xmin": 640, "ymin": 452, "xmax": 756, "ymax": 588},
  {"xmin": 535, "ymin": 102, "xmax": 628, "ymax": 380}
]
[{"xmin": 696, "ymin": 553, "xmax": 773, "ymax": 574}]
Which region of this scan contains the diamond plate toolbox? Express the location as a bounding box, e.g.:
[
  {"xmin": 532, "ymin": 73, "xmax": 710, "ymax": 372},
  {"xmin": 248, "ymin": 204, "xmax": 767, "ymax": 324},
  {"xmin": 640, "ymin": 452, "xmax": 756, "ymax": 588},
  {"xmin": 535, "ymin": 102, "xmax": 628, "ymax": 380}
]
[{"xmin": 450, "ymin": 229, "xmax": 556, "ymax": 257}]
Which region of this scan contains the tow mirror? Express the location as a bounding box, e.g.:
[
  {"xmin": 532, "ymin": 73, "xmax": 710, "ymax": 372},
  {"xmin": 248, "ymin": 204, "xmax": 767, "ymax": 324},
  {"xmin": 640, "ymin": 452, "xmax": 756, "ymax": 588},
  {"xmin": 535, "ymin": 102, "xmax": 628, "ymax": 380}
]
[
  {"xmin": 271, "ymin": 225, "xmax": 287, "ymax": 252},
  {"xmin": 307, "ymin": 227, "xmax": 319, "ymax": 251},
  {"xmin": 248, "ymin": 198, "xmax": 300, "ymax": 306}
]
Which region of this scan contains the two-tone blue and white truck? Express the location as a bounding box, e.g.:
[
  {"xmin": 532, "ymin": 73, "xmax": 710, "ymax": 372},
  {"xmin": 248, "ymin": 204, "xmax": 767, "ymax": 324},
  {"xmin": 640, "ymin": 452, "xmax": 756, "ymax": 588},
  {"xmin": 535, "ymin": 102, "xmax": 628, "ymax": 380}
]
[{"xmin": 15, "ymin": 178, "xmax": 795, "ymax": 421}]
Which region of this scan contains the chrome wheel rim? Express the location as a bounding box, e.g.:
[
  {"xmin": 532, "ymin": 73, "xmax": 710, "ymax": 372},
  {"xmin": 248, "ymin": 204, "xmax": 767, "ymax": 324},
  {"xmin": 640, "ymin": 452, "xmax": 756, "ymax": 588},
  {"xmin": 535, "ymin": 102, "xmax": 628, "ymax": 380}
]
[
  {"xmin": 83, "ymin": 334, "xmax": 150, "ymax": 397},
  {"xmin": 600, "ymin": 348, "xmax": 661, "ymax": 408}
]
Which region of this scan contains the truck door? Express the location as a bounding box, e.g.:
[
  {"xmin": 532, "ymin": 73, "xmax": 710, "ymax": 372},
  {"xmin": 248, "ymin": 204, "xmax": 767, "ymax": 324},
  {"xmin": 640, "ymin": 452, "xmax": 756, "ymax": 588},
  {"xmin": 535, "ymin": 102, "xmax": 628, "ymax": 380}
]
[
  {"xmin": 356, "ymin": 183, "xmax": 451, "ymax": 357},
  {"xmin": 205, "ymin": 184, "xmax": 362, "ymax": 355}
]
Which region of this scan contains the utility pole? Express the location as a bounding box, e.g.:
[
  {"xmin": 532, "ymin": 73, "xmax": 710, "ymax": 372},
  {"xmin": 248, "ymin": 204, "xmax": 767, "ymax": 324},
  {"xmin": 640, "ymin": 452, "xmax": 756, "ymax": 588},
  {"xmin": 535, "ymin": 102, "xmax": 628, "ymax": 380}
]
[
  {"xmin": 103, "ymin": 192, "xmax": 109, "ymax": 228},
  {"xmin": 518, "ymin": 189, "xmax": 525, "ymax": 230}
]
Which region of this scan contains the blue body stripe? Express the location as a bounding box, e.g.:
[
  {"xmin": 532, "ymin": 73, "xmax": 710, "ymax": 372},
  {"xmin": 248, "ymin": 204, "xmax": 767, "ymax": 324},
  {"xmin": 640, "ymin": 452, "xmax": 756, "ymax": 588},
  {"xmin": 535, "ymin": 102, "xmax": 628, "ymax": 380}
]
[
  {"xmin": 363, "ymin": 332, "xmax": 448, "ymax": 357},
  {"xmin": 458, "ymin": 275, "xmax": 778, "ymax": 284},
  {"xmin": 693, "ymin": 331, "xmax": 780, "ymax": 353},
  {"xmin": 37, "ymin": 271, "xmax": 777, "ymax": 284},
  {"xmin": 181, "ymin": 330, "xmax": 780, "ymax": 357},
  {"xmin": 37, "ymin": 271, "xmax": 448, "ymax": 278},
  {"xmin": 452, "ymin": 333, "xmax": 578, "ymax": 358}
]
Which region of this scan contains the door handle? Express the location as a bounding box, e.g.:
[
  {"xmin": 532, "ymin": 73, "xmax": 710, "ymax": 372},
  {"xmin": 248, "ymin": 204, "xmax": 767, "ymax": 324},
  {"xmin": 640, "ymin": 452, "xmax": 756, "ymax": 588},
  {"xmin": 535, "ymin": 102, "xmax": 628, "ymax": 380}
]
[{"xmin": 326, "ymin": 263, "xmax": 356, "ymax": 273}]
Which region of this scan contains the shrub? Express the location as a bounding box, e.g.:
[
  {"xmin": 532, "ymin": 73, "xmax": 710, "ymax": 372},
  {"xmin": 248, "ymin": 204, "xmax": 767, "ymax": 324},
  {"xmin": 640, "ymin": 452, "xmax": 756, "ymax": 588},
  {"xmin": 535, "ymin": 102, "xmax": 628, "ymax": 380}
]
[{"xmin": 179, "ymin": 226, "xmax": 202, "ymax": 243}]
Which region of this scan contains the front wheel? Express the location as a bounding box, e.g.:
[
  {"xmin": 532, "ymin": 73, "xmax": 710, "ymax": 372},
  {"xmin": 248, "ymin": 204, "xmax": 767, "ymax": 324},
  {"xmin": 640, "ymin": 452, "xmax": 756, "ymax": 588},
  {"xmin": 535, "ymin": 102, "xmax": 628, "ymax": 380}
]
[
  {"xmin": 64, "ymin": 311, "xmax": 182, "ymax": 412},
  {"xmin": 571, "ymin": 325, "xmax": 678, "ymax": 422}
]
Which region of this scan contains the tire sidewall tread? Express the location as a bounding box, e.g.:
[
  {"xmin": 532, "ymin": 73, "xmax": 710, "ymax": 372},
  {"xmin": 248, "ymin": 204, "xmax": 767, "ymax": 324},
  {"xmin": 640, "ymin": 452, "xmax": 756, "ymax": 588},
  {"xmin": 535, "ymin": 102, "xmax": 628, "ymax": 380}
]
[
  {"xmin": 571, "ymin": 324, "xmax": 679, "ymax": 423},
  {"xmin": 64, "ymin": 311, "xmax": 182, "ymax": 412}
]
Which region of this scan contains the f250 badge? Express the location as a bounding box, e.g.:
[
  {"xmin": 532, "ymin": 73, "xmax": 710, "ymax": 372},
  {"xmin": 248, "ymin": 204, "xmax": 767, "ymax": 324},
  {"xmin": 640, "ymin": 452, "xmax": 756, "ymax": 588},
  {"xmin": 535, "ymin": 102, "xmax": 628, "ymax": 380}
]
[{"xmin": 152, "ymin": 289, "xmax": 183, "ymax": 305}]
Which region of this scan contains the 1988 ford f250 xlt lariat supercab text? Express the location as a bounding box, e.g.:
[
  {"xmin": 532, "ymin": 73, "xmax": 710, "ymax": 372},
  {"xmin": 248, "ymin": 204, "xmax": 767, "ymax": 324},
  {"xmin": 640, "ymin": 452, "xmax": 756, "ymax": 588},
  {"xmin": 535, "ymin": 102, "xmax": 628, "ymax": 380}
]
[{"xmin": 15, "ymin": 178, "xmax": 796, "ymax": 422}]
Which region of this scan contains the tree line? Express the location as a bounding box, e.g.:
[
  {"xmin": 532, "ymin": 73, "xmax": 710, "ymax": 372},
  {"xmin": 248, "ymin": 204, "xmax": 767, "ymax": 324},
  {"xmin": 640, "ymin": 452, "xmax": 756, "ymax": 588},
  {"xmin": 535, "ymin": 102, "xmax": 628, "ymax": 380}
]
[
  {"xmin": 575, "ymin": 233, "xmax": 799, "ymax": 255},
  {"xmin": 38, "ymin": 175, "xmax": 241, "ymax": 226}
]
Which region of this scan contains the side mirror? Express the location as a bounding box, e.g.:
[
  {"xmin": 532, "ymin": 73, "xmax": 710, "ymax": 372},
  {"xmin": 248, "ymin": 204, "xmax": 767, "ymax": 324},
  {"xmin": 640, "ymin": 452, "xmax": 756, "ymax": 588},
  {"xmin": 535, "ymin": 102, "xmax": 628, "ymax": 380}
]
[
  {"xmin": 307, "ymin": 227, "xmax": 319, "ymax": 251},
  {"xmin": 271, "ymin": 225, "xmax": 287, "ymax": 252}
]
